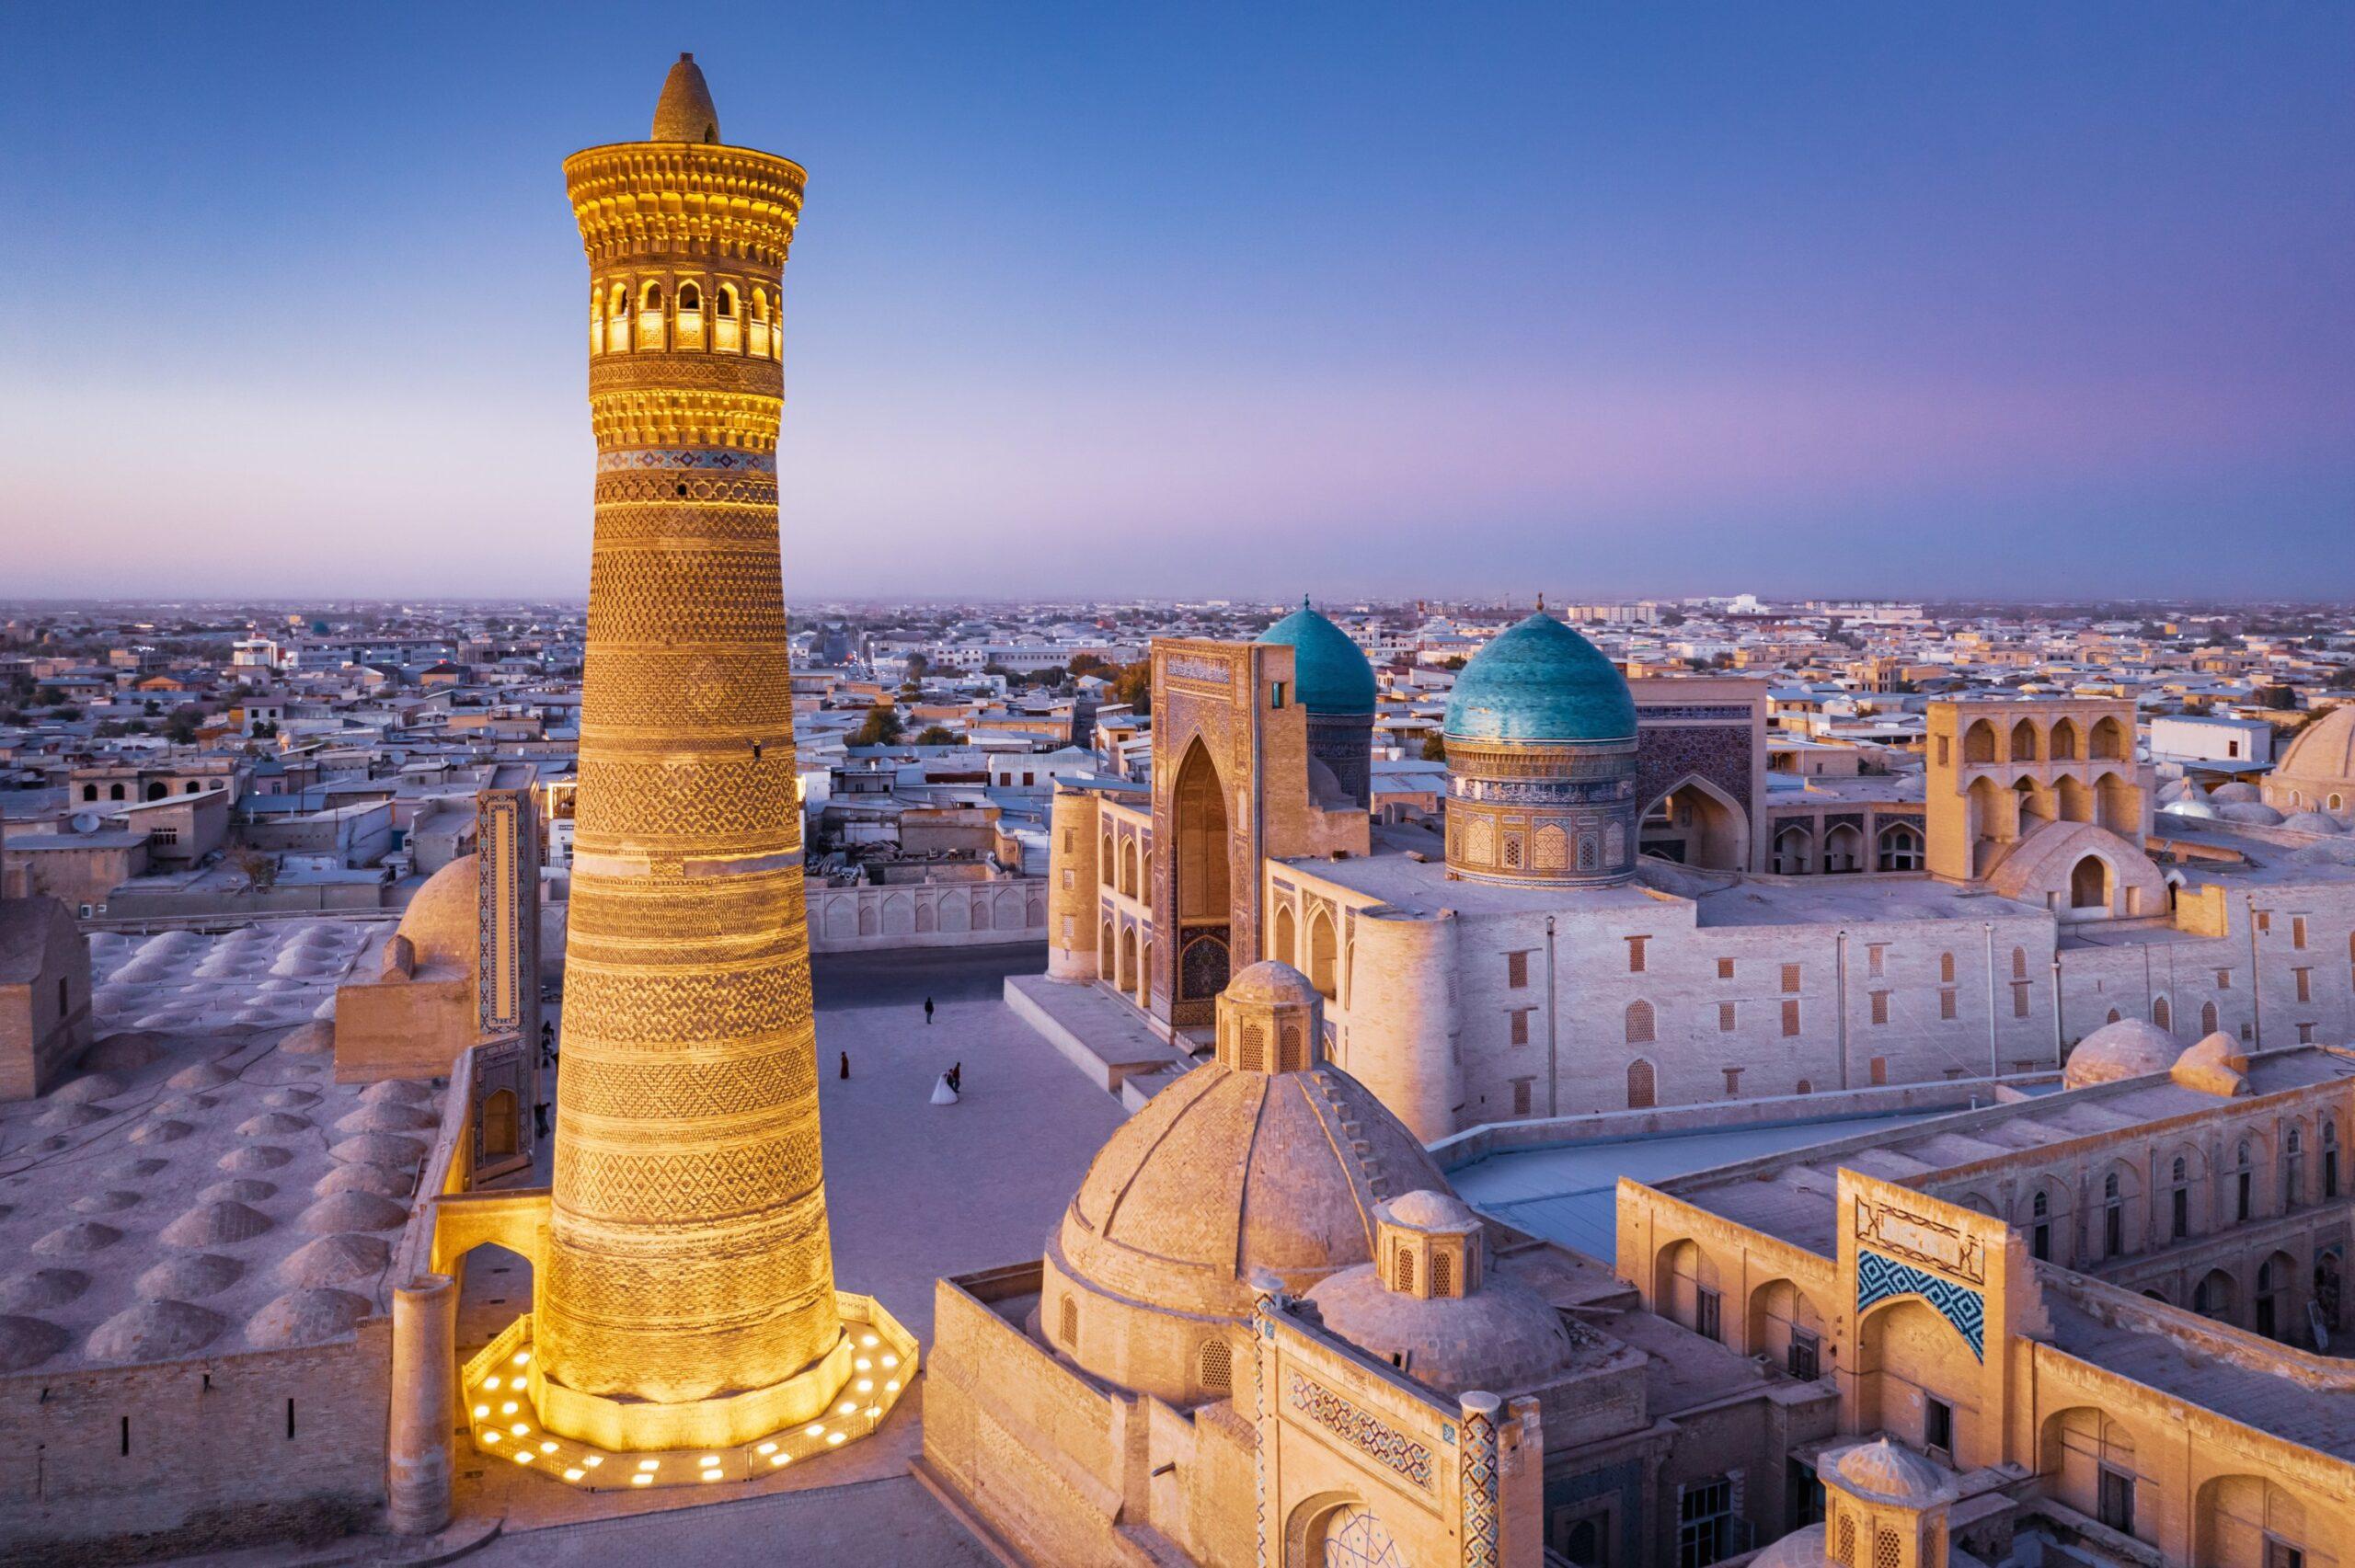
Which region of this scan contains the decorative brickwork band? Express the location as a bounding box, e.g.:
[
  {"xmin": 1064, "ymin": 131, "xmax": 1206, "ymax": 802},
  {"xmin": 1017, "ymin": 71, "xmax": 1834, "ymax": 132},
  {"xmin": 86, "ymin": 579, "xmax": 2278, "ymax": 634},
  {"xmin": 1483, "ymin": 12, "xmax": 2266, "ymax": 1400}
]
[
  {"xmin": 1285, "ymin": 1369, "xmax": 1434, "ymax": 1490},
  {"xmin": 596, "ymin": 447, "xmax": 779, "ymax": 473}
]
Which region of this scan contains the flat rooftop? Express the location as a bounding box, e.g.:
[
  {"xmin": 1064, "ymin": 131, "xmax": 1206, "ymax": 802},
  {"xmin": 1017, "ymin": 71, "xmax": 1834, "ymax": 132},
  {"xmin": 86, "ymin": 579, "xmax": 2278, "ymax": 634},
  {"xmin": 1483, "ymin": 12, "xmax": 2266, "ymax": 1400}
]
[
  {"xmin": 1665, "ymin": 1047, "xmax": 2355, "ymax": 1257},
  {"xmin": 1449, "ymin": 1109, "xmax": 1955, "ymax": 1263}
]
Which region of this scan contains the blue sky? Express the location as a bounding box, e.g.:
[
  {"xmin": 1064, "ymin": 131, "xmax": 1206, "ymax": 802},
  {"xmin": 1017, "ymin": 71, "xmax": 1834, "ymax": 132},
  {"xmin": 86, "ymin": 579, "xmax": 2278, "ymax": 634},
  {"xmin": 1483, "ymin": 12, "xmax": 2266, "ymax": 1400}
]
[{"xmin": 2, "ymin": 3, "xmax": 2349, "ymax": 601}]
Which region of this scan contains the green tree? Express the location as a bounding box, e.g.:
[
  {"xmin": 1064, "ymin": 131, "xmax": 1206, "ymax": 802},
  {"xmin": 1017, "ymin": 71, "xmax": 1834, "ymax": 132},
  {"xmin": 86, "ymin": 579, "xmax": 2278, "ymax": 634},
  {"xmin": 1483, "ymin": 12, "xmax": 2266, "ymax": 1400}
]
[
  {"xmin": 1420, "ymin": 733, "xmax": 1447, "ymax": 761},
  {"xmin": 1068, "ymin": 653, "xmax": 1113, "ymax": 679},
  {"xmin": 2256, "ymin": 685, "xmax": 2297, "ymax": 711},
  {"xmin": 1110, "ymin": 660, "xmax": 1153, "ymax": 716},
  {"xmin": 850, "ymin": 706, "xmax": 904, "ymax": 747},
  {"xmin": 163, "ymin": 708, "xmax": 201, "ymax": 744},
  {"xmin": 913, "ymin": 725, "xmax": 961, "ymax": 746},
  {"xmin": 902, "ymin": 652, "xmax": 931, "ymax": 681}
]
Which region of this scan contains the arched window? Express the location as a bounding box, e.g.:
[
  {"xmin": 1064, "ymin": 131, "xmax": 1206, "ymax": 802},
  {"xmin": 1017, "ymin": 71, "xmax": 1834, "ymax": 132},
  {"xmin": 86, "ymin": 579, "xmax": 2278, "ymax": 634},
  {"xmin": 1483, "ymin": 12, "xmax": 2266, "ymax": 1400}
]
[
  {"xmin": 2202, "ymin": 1000, "xmax": 2219, "ymax": 1035},
  {"xmin": 748, "ymin": 285, "xmax": 774, "ymax": 357},
  {"xmin": 109, "ymin": 784, "xmax": 125, "ymax": 801},
  {"xmin": 81, "ymin": 784, "xmax": 97, "ymax": 802},
  {"xmin": 676, "ymin": 281, "xmax": 701, "ymax": 311},
  {"xmin": 606, "ymin": 281, "xmax": 630, "ymax": 350},
  {"xmin": 185, "ymin": 780, "xmax": 201, "ymax": 794},
  {"xmin": 1430, "ymin": 1250, "xmax": 1453, "ymax": 1299},
  {"xmin": 1963, "ymin": 719, "xmax": 1996, "ymax": 764},
  {"xmin": 637, "ymin": 280, "xmax": 666, "ymax": 349},
  {"xmin": 1060, "ymin": 1294, "xmax": 1078, "ymax": 1346},
  {"xmin": 145, "ymin": 781, "xmax": 167, "ymax": 801},
  {"xmin": 1198, "ymin": 1337, "xmax": 1232, "ymax": 1395},
  {"xmin": 2013, "ymin": 946, "xmax": 2028, "ymax": 980},
  {"xmin": 1625, "ymin": 1000, "xmax": 1655, "ymax": 1044},
  {"xmin": 674, "ymin": 281, "xmax": 704, "ymax": 349},
  {"xmin": 2154, "ymin": 996, "xmax": 2170, "ymax": 1031},
  {"xmin": 2089, "ymin": 716, "xmax": 2126, "ymax": 760},
  {"xmin": 1099, "ymin": 830, "xmax": 1114, "ymax": 887},
  {"xmin": 1877, "ymin": 823, "xmax": 1924, "ymax": 872},
  {"xmin": 2010, "ymin": 717, "xmax": 2039, "ymax": 761},
  {"xmin": 1395, "ymin": 1246, "xmax": 1416, "ymax": 1293},
  {"xmin": 714, "ymin": 282, "xmax": 741, "ymax": 350},
  {"xmin": 1626, "ymin": 1059, "xmax": 1657, "ymax": 1110},
  {"xmin": 1796, "ymin": 1078, "xmax": 1813, "ymax": 1094}
]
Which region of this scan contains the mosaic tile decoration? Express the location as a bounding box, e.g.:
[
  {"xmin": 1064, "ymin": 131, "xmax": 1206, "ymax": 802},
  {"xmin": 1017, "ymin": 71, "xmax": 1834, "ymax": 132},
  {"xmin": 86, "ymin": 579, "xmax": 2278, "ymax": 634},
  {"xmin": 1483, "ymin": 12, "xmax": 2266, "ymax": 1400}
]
[
  {"xmin": 1287, "ymin": 1370, "xmax": 1433, "ymax": 1491},
  {"xmin": 1460, "ymin": 1404, "xmax": 1499, "ymax": 1568},
  {"xmin": 1856, "ymin": 1248, "xmax": 1985, "ymax": 1360},
  {"xmin": 595, "ymin": 447, "xmax": 778, "ymax": 473}
]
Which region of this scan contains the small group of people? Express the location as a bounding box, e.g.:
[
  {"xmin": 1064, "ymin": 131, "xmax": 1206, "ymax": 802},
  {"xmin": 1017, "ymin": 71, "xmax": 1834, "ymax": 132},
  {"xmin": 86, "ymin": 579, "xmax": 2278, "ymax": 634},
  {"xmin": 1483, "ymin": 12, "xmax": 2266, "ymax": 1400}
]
[{"xmin": 833, "ymin": 997, "xmax": 966, "ymax": 1104}]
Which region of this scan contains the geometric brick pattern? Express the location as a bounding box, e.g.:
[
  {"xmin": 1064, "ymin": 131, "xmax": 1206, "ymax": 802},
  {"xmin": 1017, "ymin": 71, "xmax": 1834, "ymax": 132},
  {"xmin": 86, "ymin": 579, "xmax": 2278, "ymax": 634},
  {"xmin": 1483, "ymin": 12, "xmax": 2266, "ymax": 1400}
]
[
  {"xmin": 1286, "ymin": 1370, "xmax": 1432, "ymax": 1491},
  {"xmin": 1855, "ymin": 1248, "xmax": 1986, "ymax": 1361},
  {"xmin": 534, "ymin": 111, "xmax": 846, "ymax": 1415}
]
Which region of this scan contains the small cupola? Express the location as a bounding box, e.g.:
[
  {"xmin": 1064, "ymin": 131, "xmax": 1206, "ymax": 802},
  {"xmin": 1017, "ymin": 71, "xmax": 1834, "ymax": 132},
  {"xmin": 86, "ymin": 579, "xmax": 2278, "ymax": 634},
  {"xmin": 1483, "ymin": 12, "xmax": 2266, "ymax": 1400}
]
[
  {"xmin": 1214, "ymin": 959, "xmax": 1324, "ymax": 1074},
  {"xmin": 1375, "ymin": 1189, "xmax": 1484, "ymax": 1300}
]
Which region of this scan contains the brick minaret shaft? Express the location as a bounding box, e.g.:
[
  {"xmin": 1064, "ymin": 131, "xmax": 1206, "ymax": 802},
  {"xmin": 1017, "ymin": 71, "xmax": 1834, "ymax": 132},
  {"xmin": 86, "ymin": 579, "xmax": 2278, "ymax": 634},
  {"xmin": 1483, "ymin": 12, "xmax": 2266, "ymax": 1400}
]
[{"xmin": 541, "ymin": 55, "xmax": 837, "ymax": 1407}]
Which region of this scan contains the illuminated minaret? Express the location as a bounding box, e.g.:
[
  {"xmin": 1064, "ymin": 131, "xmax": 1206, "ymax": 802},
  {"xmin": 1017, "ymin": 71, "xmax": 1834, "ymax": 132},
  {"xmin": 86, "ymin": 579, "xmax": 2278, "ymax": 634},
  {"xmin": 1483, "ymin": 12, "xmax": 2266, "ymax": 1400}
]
[{"xmin": 527, "ymin": 54, "xmax": 860, "ymax": 1452}]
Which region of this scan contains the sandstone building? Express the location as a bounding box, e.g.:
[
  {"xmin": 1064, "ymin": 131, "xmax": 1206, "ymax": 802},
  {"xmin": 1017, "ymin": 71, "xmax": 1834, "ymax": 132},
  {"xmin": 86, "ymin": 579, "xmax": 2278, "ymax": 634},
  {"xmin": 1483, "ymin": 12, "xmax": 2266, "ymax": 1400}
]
[{"xmin": 1038, "ymin": 608, "xmax": 2355, "ymax": 1140}]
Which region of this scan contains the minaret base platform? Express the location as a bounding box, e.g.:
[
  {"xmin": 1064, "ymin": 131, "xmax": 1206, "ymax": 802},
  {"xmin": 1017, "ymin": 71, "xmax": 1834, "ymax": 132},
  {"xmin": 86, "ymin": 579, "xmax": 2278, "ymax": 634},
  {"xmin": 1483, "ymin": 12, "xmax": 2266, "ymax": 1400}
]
[{"xmin": 458, "ymin": 1297, "xmax": 916, "ymax": 1490}]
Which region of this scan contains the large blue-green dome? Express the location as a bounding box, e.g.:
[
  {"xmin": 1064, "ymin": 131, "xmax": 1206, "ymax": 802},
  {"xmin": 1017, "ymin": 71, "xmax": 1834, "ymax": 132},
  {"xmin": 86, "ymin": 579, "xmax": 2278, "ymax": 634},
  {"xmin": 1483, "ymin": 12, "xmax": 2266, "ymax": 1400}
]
[
  {"xmin": 1443, "ymin": 612, "xmax": 1637, "ymax": 743},
  {"xmin": 1257, "ymin": 599, "xmax": 1376, "ymax": 715}
]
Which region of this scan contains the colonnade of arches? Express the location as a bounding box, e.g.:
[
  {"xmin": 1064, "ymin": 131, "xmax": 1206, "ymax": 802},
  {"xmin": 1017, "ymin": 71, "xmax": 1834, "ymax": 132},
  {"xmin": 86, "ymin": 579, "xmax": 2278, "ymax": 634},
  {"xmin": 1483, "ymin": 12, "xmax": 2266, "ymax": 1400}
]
[
  {"xmin": 1770, "ymin": 819, "xmax": 1923, "ymax": 876},
  {"xmin": 1959, "ymin": 714, "xmax": 2129, "ymax": 768},
  {"xmin": 590, "ymin": 274, "xmax": 780, "ymax": 360}
]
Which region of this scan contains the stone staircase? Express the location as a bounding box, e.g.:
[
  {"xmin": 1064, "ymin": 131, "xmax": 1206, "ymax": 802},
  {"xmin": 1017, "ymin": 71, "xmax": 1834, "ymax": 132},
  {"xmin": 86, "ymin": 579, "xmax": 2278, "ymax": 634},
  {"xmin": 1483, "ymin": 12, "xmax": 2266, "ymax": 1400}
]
[{"xmin": 1308, "ymin": 1070, "xmax": 1396, "ymax": 1205}]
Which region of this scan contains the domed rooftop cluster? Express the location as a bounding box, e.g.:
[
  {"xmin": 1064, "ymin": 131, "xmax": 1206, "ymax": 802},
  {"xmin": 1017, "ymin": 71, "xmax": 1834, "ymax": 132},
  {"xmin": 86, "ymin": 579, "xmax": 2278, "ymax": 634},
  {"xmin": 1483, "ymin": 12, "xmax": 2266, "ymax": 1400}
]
[
  {"xmin": 1256, "ymin": 599, "xmax": 1376, "ymax": 715},
  {"xmin": 1444, "ymin": 612, "xmax": 1637, "ymax": 744}
]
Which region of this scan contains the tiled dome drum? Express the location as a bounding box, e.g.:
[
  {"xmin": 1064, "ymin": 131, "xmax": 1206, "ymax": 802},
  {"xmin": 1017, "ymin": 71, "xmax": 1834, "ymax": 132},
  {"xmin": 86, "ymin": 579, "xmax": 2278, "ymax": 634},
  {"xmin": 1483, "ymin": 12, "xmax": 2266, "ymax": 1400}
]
[{"xmin": 1442, "ymin": 612, "xmax": 1640, "ymax": 887}]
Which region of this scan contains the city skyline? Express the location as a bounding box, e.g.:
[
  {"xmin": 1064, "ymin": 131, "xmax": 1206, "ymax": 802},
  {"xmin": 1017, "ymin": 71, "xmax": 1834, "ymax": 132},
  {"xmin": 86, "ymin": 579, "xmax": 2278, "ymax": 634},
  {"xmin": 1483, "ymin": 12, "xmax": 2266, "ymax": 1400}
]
[{"xmin": 4, "ymin": 3, "xmax": 2350, "ymax": 600}]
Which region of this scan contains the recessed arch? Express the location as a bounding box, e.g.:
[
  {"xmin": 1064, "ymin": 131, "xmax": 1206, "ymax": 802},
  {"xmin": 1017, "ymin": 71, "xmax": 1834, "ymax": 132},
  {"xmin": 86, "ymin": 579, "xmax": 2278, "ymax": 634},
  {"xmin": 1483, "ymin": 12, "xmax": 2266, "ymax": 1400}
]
[{"xmin": 1638, "ymin": 772, "xmax": 1750, "ymax": 871}]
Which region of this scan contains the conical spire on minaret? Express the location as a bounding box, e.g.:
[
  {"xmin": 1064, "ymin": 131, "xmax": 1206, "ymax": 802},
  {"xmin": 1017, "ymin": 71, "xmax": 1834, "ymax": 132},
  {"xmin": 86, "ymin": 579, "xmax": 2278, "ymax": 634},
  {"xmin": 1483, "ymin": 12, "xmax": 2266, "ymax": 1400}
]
[{"xmin": 651, "ymin": 52, "xmax": 721, "ymax": 143}]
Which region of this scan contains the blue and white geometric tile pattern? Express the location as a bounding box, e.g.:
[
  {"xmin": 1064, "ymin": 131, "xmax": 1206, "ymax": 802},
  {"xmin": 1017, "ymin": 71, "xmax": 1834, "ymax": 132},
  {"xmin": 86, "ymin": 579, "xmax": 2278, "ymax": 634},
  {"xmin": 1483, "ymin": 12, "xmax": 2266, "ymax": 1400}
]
[{"xmin": 1855, "ymin": 1247, "xmax": 1985, "ymax": 1360}]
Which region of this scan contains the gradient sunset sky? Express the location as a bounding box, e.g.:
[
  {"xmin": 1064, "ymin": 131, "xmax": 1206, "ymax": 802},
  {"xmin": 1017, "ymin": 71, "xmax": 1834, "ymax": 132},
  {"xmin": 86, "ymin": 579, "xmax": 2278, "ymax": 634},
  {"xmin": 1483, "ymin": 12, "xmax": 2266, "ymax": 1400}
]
[{"xmin": 3, "ymin": 3, "xmax": 2349, "ymax": 601}]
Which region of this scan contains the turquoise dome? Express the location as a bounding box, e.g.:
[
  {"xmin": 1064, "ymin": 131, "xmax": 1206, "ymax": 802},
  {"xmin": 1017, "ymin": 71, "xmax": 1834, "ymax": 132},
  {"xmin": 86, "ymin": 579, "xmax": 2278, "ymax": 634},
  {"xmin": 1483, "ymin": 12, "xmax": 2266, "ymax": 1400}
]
[
  {"xmin": 1257, "ymin": 599, "xmax": 1376, "ymax": 715},
  {"xmin": 1443, "ymin": 612, "xmax": 1637, "ymax": 743}
]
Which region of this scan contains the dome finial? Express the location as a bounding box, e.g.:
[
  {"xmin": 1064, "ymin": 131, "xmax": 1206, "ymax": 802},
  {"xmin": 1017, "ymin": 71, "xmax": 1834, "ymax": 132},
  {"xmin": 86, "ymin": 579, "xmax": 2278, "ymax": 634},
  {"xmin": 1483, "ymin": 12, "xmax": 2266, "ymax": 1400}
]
[
  {"xmin": 1536, "ymin": 591, "xmax": 1545, "ymax": 612},
  {"xmin": 652, "ymin": 52, "xmax": 722, "ymax": 143}
]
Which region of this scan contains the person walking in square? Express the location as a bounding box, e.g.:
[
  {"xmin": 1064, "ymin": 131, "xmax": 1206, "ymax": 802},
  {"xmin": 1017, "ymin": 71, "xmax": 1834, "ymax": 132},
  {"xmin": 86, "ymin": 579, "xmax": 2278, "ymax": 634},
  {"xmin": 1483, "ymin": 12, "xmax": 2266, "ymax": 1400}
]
[
  {"xmin": 948, "ymin": 1060, "xmax": 962, "ymax": 1094},
  {"xmin": 839, "ymin": 1050, "xmax": 850, "ymax": 1080},
  {"xmin": 924, "ymin": 995, "xmax": 935, "ymax": 1025}
]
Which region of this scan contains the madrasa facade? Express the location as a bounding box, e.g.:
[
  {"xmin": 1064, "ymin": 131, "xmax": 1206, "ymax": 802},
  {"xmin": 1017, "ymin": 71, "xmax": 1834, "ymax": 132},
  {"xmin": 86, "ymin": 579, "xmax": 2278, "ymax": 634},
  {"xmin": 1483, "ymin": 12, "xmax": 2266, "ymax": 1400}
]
[{"xmin": 1037, "ymin": 606, "xmax": 2355, "ymax": 1139}]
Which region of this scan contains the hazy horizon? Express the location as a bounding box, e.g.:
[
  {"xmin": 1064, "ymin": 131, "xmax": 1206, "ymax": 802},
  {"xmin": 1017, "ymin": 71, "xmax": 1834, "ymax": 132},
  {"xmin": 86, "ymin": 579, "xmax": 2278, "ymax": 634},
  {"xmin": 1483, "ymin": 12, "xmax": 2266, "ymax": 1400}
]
[{"xmin": 4, "ymin": 4, "xmax": 2349, "ymax": 600}]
